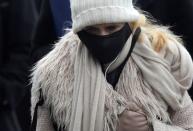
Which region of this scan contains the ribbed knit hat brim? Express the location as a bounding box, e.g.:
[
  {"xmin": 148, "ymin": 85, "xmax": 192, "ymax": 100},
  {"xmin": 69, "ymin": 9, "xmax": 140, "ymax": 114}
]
[
  {"xmin": 71, "ymin": 0, "xmax": 140, "ymax": 33},
  {"xmin": 72, "ymin": 6, "xmax": 140, "ymax": 33}
]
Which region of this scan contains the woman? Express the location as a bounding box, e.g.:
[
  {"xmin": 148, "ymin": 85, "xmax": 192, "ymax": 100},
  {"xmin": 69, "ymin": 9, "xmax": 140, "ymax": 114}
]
[{"xmin": 31, "ymin": 0, "xmax": 193, "ymax": 131}]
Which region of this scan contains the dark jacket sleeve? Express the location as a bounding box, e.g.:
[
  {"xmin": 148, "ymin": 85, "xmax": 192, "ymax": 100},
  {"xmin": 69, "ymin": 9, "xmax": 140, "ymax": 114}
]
[{"xmin": 30, "ymin": 0, "xmax": 57, "ymax": 65}]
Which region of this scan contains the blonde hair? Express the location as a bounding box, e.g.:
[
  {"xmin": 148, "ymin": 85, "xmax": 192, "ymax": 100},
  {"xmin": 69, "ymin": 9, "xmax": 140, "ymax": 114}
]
[{"xmin": 129, "ymin": 10, "xmax": 183, "ymax": 52}]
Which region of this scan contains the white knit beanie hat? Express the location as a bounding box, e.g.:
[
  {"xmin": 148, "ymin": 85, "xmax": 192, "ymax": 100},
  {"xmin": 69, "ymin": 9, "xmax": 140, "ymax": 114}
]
[{"xmin": 70, "ymin": 0, "xmax": 140, "ymax": 33}]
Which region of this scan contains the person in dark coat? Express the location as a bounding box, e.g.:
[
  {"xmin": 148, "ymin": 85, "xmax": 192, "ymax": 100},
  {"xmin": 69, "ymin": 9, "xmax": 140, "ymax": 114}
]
[
  {"xmin": 0, "ymin": 0, "xmax": 38, "ymax": 130},
  {"xmin": 134, "ymin": 0, "xmax": 193, "ymax": 98}
]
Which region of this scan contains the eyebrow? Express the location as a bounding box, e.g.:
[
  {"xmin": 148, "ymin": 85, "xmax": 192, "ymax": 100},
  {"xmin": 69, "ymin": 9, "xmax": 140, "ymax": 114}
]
[
  {"xmin": 84, "ymin": 26, "xmax": 99, "ymax": 30},
  {"xmin": 86, "ymin": 24, "xmax": 121, "ymax": 29}
]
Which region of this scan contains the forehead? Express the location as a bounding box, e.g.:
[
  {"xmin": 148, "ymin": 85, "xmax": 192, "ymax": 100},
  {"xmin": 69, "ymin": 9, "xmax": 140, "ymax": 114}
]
[{"xmin": 86, "ymin": 23, "xmax": 125, "ymax": 28}]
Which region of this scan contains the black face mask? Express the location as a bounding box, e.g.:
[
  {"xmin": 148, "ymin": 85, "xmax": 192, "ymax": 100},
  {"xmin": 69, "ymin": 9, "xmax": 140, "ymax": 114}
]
[{"xmin": 77, "ymin": 23, "xmax": 132, "ymax": 64}]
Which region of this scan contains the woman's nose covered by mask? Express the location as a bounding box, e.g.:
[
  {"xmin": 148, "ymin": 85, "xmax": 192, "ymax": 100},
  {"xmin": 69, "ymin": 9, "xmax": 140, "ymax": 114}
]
[{"xmin": 77, "ymin": 23, "xmax": 132, "ymax": 64}]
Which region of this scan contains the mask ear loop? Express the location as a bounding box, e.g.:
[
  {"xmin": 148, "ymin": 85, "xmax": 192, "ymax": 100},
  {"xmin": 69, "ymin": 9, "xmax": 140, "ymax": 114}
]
[
  {"xmin": 104, "ymin": 54, "xmax": 120, "ymax": 88},
  {"xmin": 104, "ymin": 24, "xmax": 133, "ymax": 88},
  {"xmin": 104, "ymin": 54, "xmax": 120, "ymax": 80}
]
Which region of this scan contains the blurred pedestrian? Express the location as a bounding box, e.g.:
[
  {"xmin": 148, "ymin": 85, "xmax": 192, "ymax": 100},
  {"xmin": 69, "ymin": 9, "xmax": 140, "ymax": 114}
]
[{"xmin": 0, "ymin": 0, "xmax": 38, "ymax": 130}]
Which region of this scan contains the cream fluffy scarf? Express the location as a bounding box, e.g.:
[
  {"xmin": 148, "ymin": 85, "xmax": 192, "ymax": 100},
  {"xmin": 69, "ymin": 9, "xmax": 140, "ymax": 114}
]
[{"xmin": 32, "ymin": 31, "xmax": 193, "ymax": 131}]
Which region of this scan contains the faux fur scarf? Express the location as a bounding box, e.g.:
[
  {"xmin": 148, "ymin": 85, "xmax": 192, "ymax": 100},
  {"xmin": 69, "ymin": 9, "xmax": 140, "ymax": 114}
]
[{"xmin": 31, "ymin": 31, "xmax": 193, "ymax": 131}]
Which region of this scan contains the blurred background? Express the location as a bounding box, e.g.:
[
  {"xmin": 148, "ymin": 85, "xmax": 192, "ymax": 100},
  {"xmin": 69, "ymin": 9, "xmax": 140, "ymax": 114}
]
[{"xmin": 0, "ymin": 0, "xmax": 192, "ymax": 131}]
